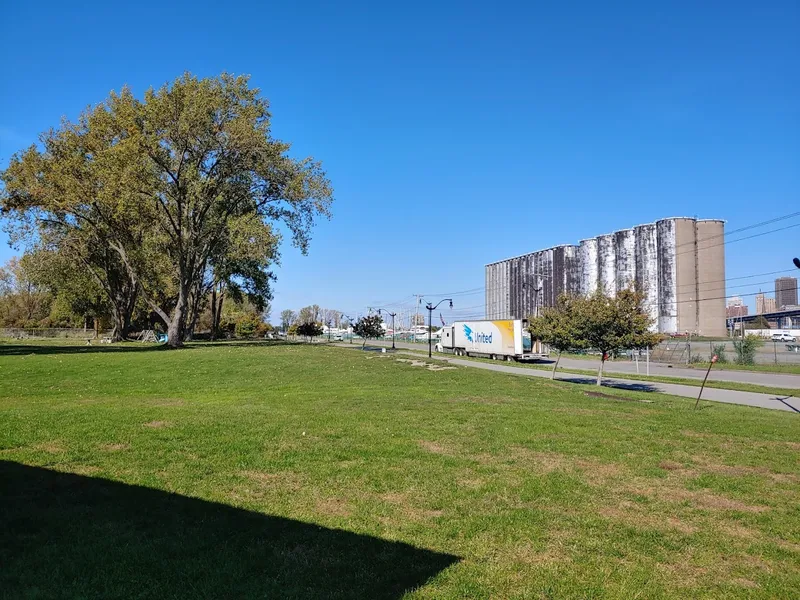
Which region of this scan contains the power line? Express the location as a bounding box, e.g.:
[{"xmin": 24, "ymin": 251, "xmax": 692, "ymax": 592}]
[{"xmin": 674, "ymin": 210, "xmax": 800, "ymax": 251}]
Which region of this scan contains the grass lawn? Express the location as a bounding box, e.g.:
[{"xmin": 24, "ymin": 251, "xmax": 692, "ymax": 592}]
[{"xmin": 1, "ymin": 341, "xmax": 799, "ymax": 599}]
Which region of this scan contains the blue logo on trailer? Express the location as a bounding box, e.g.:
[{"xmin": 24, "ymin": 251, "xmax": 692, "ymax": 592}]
[{"xmin": 463, "ymin": 324, "xmax": 492, "ymax": 344}]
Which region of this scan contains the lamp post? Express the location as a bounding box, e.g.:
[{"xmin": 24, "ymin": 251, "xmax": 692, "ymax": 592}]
[
  {"xmin": 794, "ymin": 258, "xmax": 800, "ymax": 269},
  {"xmin": 426, "ymin": 299, "xmax": 453, "ymax": 357},
  {"xmin": 376, "ymin": 309, "xmax": 397, "ymax": 350},
  {"xmin": 343, "ymin": 314, "xmax": 354, "ymax": 344}
]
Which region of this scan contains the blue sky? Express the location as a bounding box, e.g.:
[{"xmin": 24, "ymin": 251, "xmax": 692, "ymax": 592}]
[{"xmin": 1, "ymin": 1, "xmax": 798, "ymax": 322}]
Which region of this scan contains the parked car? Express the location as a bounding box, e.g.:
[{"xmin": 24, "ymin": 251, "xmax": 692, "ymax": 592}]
[{"xmin": 771, "ymin": 333, "xmax": 797, "ymax": 342}]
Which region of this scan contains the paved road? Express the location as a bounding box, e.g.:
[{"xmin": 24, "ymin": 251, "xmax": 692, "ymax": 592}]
[
  {"xmin": 362, "ymin": 340, "xmax": 800, "ymax": 389},
  {"xmin": 337, "ymin": 342, "xmax": 800, "ymax": 412}
]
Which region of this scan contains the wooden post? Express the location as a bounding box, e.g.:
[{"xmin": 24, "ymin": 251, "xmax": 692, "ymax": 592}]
[{"xmin": 695, "ymin": 355, "xmax": 718, "ymax": 410}]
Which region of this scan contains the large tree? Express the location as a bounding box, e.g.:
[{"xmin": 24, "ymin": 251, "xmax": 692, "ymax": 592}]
[{"xmin": 1, "ymin": 73, "xmax": 333, "ymax": 347}]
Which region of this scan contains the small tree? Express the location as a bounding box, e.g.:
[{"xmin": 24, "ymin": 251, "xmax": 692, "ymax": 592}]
[
  {"xmin": 733, "ymin": 334, "xmax": 763, "ymax": 365},
  {"xmin": 353, "ymin": 314, "xmax": 384, "ymax": 348},
  {"xmin": 296, "ymin": 321, "xmax": 323, "ymax": 342},
  {"xmin": 528, "ymin": 295, "xmax": 585, "ymax": 379},
  {"xmin": 575, "ymin": 290, "xmax": 661, "ymax": 386}
]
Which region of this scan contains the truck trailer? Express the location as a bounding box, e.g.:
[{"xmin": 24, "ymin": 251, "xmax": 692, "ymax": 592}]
[{"xmin": 436, "ymin": 319, "xmax": 548, "ymax": 361}]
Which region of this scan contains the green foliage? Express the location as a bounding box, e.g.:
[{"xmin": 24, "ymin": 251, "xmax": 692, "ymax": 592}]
[
  {"xmin": 353, "ymin": 315, "xmax": 384, "ymax": 346},
  {"xmin": 745, "ymin": 316, "xmax": 771, "ymax": 330},
  {"xmin": 733, "ymin": 335, "xmax": 764, "ymax": 365},
  {"xmin": 572, "ymin": 289, "xmax": 661, "ymax": 385},
  {"xmin": 528, "ymin": 295, "xmax": 586, "ymax": 353},
  {"xmin": 712, "ymin": 343, "xmax": 728, "ymax": 364},
  {"xmin": 1, "ymin": 72, "xmax": 333, "ymax": 348},
  {"xmin": 234, "ymin": 315, "xmax": 261, "ymax": 339},
  {"xmin": 296, "ymin": 321, "xmax": 323, "ymax": 339}
]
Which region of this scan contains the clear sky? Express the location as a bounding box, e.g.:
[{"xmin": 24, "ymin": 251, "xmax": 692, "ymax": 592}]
[{"xmin": 1, "ymin": 1, "xmax": 798, "ymax": 322}]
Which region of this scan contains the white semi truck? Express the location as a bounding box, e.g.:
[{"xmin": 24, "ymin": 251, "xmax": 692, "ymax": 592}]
[{"xmin": 436, "ymin": 319, "xmax": 548, "ymax": 362}]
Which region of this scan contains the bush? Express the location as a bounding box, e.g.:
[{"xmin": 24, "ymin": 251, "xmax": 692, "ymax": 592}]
[
  {"xmin": 712, "ymin": 344, "xmax": 728, "ymax": 364},
  {"xmin": 235, "ymin": 316, "xmax": 260, "ymax": 339},
  {"xmin": 733, "ymin": 335, "xmax": 763, "ymax": 365}
]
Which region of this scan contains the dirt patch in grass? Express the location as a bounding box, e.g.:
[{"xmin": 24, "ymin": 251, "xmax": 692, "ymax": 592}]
[
  {"xmin": 99, "ymin": 443, "xmax": 129, "ymax": 451},
  {"xmin": 731, "ymin": 578, "xmax": 760, "ymax": 589},
  {"xmin": 147, "ymin": 398, "xmax": 186, "ymax": 407},
  {"xmin": 396, "ymin": 358, "xmax": 456, "ymax": 372},
  {"xmin": 598, "ymin": 500, "xmax": 699, "ymax": 535},
  {"xmin": 659, "ymin": 460, "xmax": 686, "ymax": 472},
  {"xmin": 418, "ymin": 440, "xmax": 456, "ymax": 456},
  {"xmin": 143, "ymin": 420, "xmax": 171, "ymax": 429},
  {"xmin": 69, "ymin": 465, "xmax": 101, "ymax": 476},
  {"xmin": 33, "ymin": 441, "xmax": 66, "ymax": 453},
  {"xmin": 239, "ymin": 470, "xmax": 304, "ymax": 492},
  {"xmin": 315, "ymin": 497, "xmax": 352, "ymax": 518},
  {"xmin": 627, "ymin": 478, "xmax": 770, "ymax": 514}
]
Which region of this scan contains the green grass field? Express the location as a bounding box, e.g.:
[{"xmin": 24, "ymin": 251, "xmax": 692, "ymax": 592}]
[{"xmin": 1, "ymin": 341, "xmax": 799, "ymax": 599}]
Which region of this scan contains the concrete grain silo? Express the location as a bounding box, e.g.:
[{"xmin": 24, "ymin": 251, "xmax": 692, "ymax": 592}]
[{"xmin": 484, "ymin": 216, "xmax": 726, "ymax": 336}]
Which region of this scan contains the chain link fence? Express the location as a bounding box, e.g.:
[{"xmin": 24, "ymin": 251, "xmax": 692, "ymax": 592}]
[{"xmin": 650, "ymin": 338, "xmax": 800, "ymax": 366}]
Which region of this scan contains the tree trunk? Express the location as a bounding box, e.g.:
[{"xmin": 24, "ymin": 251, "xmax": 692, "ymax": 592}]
[
  {"xmin": 166, "ymin": 283, "xmax": 189, "ymax": 348},
  {"xmin": 597, "ymin": 355, "xmax": 605, "ymax": 386},
  {"xmin": 210, "ymin": 286, "xmax": 217, "ymax": 341},
  {"xmin": 214, "ymin": 290, "xmax": 224, "ymax": 336},
  {"xmin": 551, "ymin": 351, "xmax": 561, "ymax": 380}
]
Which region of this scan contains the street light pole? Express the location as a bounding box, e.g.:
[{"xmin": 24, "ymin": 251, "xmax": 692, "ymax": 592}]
[
  {"xmin": 426, "ymin": 298, "xmax": 453, "ymax": 357},
  {"xmin": 376, "ymin": 309, "xmax": 397, "ymax": 350}
]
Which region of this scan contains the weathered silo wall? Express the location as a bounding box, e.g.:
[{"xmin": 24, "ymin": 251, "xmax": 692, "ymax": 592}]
[
  {"xmin": 656, "ymin": 219, "xmax": 678, "ymax": 333},
  {"xmin": 579, "ymin": 239, "xmax": 598, "ymax": 296},
  {"xmin": 563, "ymin": 245, "xmax": 581, "ymax": 296},
  {"xmin": 634, "ymin": 223, "xmax": 659, "ymax": 330},
  {"xmin": 487, "ymin": 216, "xmax": 725, "ymax": 335},
  {"xmin": 696, "ymin": 219, "xmax": 726, "ymax": 336},
  {"xmin": 615, "ymin": 229, "xmax": 636, "ymax": 292},
  {"xmin": 674, "ymin": 218, "xmax": 699, "ymax": 334},
  {"xmin": 597, "ymin": 234, "xmax": 616, "ymax": 297}
]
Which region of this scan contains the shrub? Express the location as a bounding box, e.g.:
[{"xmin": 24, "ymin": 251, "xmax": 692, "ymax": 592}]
[
  {"xmin": 733, "ymin": 335, "xmax": 763, "ymax": 365},
  {"xmin": 235, "ymin": 316, "xmax": 260, "ymax": 339},
  {"xmin": 712, "ymin": 343, "xmax": 728, "ymax": 364}
]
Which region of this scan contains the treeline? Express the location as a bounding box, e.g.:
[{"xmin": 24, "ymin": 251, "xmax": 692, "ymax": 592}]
[
  {"xmin": 0, "ymin": 73, "xmax": 332, "ymax": 347},
  {"xmin": 0, "ymin": 255, "xmax": 273, "ymax": 339},
  {"xmin": 279, "ymin": 306, "xmax": 346, "ymax": 334}
]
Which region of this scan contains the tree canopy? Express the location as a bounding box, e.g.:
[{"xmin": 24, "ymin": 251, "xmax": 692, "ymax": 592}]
[
  {"xmin": 529, "ymin": 290, "xmax": 660, "ymax": 385},
  {"xmin": 1, "ymin": 73, "xmax": 333, "ymax": 346},
  {"xmin": 353, "ymin": 314, "xmax": 384, "ymax": 348}
]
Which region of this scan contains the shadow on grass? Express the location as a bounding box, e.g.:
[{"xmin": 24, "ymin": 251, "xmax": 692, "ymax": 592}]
[
  {"xmin": 556, "ymin": 374, "xmax": 660, "ymax": 393},
  {"xmin": 0, "ymin": 340, "xmax": 298, "ymax": 357},
  {"xmin": 0, "ymin": 461, "xmax": 458, "ymax": 599}
]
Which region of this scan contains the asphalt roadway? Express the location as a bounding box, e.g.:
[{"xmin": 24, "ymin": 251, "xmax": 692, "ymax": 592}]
[{"xmin": 339, "ymin": 341, "xmax": 800, "ymax": 413}]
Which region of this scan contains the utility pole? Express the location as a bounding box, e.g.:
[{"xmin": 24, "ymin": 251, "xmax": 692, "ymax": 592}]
[{"xmin": 426, "ymin": 298, "xmax": 453, "ymax": 357}]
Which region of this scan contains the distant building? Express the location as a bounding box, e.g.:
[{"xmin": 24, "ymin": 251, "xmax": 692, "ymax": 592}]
[
  {"xmin": 485, "ymin": 217, "xmax": 726, "ymax": 336},
  {"xmin": 726, "ymin": 296, "xmax": 744, "ymax": 308},
  {"xmin": 775, "ymin": 277, "xmax": 798, "ymax": 309},
  {"xmin": 725, "ymin": 296, "xmax": 747, "ymax": 318},
  {"xmin": 756, "ymin": 292, "xmax": 777, "ymax": 314},
  {"xmin": 726, "ymin": 305, "xmax": 748, "ymax": 318}
]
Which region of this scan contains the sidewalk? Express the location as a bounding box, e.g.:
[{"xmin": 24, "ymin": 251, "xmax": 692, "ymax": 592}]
[{"xmin": 334, "ymin": 343, "xmax": 800, "ymax": 413}]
